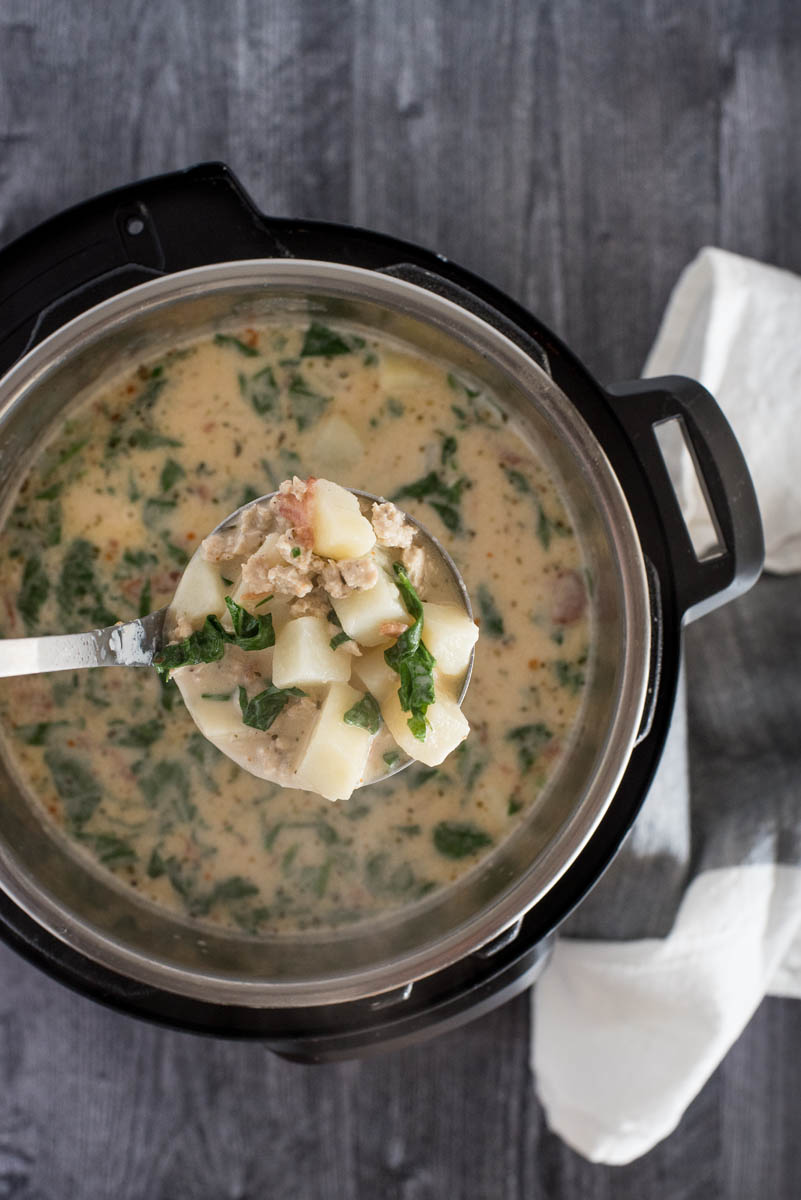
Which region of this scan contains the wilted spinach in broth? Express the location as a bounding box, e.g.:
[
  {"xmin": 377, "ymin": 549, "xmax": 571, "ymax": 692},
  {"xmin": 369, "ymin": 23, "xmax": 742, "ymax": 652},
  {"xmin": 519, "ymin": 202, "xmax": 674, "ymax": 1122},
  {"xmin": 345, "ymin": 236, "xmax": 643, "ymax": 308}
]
[{"xmin": 0, "ymin": 321, "xmax": 591, "ymax": 933}]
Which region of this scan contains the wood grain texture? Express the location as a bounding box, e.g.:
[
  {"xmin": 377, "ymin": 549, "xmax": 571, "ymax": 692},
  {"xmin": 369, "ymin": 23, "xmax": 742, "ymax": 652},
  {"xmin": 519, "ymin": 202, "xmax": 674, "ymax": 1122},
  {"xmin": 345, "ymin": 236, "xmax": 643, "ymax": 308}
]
[{"xmin": 0, "ymin": 0, "xmax": 800, "ymax": 1195}]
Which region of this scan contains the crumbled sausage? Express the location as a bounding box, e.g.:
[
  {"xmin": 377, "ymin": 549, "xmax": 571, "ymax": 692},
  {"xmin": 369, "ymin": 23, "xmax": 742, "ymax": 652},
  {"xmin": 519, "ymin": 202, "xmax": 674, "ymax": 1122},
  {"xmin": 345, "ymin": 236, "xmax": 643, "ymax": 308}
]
[
  {"xmin": 269, "ymin": 476, "xmax": 315, "ymax": 547},
  {"xmin": 264, "ymin": 564, "xmax": 316, "ymax": 598},
  {"xmin": 401, "ymin": 544, "xmax": 425, "ymax": 589},
  {"xmin": 318, "ymin": 555, "xmax": 379, "ymax": 599},
  {"xmin": 552, "ymin": 570, "xmax": 586, "ymax": 626},
  {"xmin": 371, "ymin": 501, "xmax": 414, "ymax": 549},
  {"xmin": 167, "ymin": 614, "xmax": 194, "ymax": 641},
  {"xmin": 201, "ymin": 502, "xmax": 273, "ymax": 563},
  {"xmin": 319, "ymin": 560, "xmax": 350, "ymax": 599},
  {"xmin": 276, "ymin": 530, "xmax": 317, "ymax": 569},
  {"xmin": 238, "ymin": 536, "xmax": 281, "ymax": 594},
  {"xmin": 339, "ymin": 557, "xmax": 379, "ymax": 591},
  {"xmin": 289, "ymin": 589, "xmax": 330, "ymax": 619}
]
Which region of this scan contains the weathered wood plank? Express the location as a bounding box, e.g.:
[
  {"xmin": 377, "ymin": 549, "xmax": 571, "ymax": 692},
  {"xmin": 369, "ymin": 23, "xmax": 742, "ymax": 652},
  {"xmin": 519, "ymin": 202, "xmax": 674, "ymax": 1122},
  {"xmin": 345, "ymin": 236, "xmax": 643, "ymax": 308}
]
[{"xmin": 0, "ymin": 0, "xmax": 800, "ymax": 1195}]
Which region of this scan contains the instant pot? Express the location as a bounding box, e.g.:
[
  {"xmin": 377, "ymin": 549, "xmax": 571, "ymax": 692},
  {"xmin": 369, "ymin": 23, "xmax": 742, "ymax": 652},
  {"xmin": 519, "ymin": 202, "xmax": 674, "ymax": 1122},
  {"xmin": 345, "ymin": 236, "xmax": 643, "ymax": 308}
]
[{"xmin": 0, "ymin": 163, "xmax": 763, "ymax": 1060}]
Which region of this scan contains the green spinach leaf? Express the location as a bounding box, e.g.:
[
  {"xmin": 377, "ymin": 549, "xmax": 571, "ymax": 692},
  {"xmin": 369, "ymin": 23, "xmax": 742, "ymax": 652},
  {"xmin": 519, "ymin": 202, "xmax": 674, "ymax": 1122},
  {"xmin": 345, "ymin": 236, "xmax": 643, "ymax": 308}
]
[
  {"xmin": 224, "ymin": 596, "xmax": 275, "ymax": 651},
  {"xmin": 287, "ymin": 374, "xmax": 331, "ymax": 431},
  {"xmin": 238, "ymin": 684, "xmax": 305, "ymax": 731},
  {"xmin": 433, "ymin": 820, "xmax": 492, "ymax": 859},
  {"xmin": 214, "ymin": 333, "xmax": 260, "ymax": 356},
  {"xmin": 79, "ymin": 832, "xmax": 136, "ymax": 866},
  {"xmin": 506, "ymin": 722, "xmax": 553, "ymax": 772},
  {"xmin": 392, "ymin": 471, "xmax": 468, "ymax": 534},
  {"xmin": 154, "ymin": 614, "xmax": 228, "ymax": 676},
  {"xmin": 44, "ymin": 750, "xmax": 102, "ymax": 830},
  {"xmin": 343, "ymin": 692, "xmax": 381, "ymax": 735},
  {"xmin": 18, "ymin": 555, "xmax": 50, "ymax": 629},
  {"xmin": 160, "ymin": 458, "xmax": 185, "ymax": 492},
  {"xmin": 137, "ymin": 760, "xmax": 195, "ymax": 824},
  {"xmin": 115, "ymin": 719, "xmax": 164, "ymax": 749},
  {"xmin": 300, "ymin": 322, "xmax": 365, "ymax": 358},
  {"xmin": 476, "ymin": 583, "xmax": 504, "ymax": 638},
  {"xmin": 384, "ymin": 563, "xmax": 436, "ymax": 740},
  {"xmin": 127, "ymin": 429, "xmax": 183, "ymax": 450},
  {"xmin": 58, "ymin": 539, "xmax": 116, "ymax": 626},
  {"xmin": 240, "ymin": 365, "xmax": 279, "ymax": 416}
]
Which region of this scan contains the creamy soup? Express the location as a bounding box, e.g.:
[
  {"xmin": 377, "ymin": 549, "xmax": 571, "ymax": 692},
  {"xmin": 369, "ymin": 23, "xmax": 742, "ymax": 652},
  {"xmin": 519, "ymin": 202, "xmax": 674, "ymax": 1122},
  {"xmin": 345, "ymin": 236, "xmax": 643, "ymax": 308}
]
[
  {"xmin": 165, "ymin": 478, "xmax": 476, "ymax": 799},
  {"xmin": 0, "ymin": 321, "xmax": 591, "ymax": 934}
]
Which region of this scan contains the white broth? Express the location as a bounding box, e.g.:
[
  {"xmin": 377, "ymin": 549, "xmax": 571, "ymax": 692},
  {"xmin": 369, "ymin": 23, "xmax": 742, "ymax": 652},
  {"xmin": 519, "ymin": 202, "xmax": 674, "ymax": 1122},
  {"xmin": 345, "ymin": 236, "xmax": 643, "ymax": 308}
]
[{"xmin": 0, "ymin": 320, "xmax": 592, "ymax": 933}]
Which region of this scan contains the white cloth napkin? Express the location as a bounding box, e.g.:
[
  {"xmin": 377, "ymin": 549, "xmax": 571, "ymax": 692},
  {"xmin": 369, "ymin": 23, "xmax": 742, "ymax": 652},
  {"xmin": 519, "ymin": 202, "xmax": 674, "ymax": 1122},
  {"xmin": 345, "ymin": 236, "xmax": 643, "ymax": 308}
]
[{"xmin": 531, "ymin": 248, "xmax": 801, "ymax": 1164}]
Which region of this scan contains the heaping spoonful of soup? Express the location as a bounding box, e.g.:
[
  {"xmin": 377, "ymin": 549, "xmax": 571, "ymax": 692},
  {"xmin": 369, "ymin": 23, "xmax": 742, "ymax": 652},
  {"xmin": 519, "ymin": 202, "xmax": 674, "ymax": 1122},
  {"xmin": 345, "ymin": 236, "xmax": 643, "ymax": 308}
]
[{"xmin": 0, "ymin": 477, "xmax": 478, "ymax": 800}]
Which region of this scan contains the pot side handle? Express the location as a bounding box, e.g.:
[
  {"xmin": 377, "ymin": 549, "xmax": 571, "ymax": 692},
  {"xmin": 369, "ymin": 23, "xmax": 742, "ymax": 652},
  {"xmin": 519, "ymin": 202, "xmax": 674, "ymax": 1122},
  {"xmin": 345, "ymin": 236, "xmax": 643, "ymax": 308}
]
[
  {"xmin": 607, "ymin": 375, "xmax": 764, "ymax": 623},
  {"xmin": 0, "ymin": 162, "xmax": 281, "ymax": 370}
]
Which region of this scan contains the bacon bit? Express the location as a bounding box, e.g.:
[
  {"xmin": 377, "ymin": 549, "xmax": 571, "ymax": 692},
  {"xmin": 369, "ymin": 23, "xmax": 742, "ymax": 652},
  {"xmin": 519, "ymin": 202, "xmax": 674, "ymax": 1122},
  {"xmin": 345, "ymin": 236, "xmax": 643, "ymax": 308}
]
[
  {"xmin": 552, "ymin": 570, "xmax": 586, "ymax": 626},
  {"xmin": 272, "ymin": 477, "xmax": 316, "ymax": 548},
  {"xmin": 499, "ymin": 450, "xmax": 525, "ymax": 468}
]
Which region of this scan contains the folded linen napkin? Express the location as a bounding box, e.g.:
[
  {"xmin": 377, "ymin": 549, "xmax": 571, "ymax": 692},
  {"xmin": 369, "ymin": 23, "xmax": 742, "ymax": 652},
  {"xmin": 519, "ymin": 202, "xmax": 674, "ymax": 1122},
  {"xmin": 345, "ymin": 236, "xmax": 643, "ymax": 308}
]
[{"xmin": 531, "ymin": 248, "xmax": 801, "ymax": 1164}]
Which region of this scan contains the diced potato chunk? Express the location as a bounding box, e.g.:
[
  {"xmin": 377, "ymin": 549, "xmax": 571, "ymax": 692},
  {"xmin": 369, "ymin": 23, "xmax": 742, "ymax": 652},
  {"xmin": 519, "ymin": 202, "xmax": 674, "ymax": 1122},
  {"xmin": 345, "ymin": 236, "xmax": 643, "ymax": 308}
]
[
  {"xmin": 308, "ymin": 416, "xmax": 364, "ymax": 475},
  {"xmin": 311, "ymin": 478, "xmax": 376, "ymax": 560},
  {"xmin": 380, "ymin": 351, "xmax": 442, "ymax": 396},
  {"xmin": 296, "ymin": 681, "xmax": 373, "ymax": 801},
  {"xmin": 351, "ymin": 646, "xmax": 397, "ymax": 700},
  {"xmin": 272, "ymin": 616, "xmax": 351, "ymax": 688},
  {"xmin": 422, "ymin": 602, "xmax": 479, "ymax": 677},
  {"xmin": 380, "ymin": 683, "xmax": 470, "ymax": 767},
  {"xmin": 170, "ymin": 553, "xmax": 227, "ymax": 623},
  {"xmin": 331, "ymin": 566, "xmax": 408, "ymax": 646}
]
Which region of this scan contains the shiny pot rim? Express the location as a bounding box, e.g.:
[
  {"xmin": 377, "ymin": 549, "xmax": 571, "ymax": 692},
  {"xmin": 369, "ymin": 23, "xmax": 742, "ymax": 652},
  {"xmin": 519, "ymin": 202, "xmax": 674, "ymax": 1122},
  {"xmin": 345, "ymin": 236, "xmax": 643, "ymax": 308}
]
[{"xmin": 0, "ymin": 258, "xmax": 652, "ymax": 1006}]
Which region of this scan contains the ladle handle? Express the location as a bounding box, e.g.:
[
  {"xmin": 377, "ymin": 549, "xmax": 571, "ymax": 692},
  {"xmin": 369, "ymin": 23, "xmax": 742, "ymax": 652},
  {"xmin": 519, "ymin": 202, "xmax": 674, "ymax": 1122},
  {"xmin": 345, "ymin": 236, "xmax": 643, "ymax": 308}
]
[
  {"xmin": 607, "ymin": 375, "xmax": 764, "ymax": 623},
  {"xmin": 0, "ymin": 610, "xmax": 166, "ymax": 678}
]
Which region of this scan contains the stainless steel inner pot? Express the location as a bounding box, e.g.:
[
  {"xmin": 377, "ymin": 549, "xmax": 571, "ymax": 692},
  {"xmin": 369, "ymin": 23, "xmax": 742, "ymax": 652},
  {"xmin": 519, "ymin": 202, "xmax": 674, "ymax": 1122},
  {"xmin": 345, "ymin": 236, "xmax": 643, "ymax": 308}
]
[{"xmin": 0, "ymin": 261, "xmax": 651, "ymax": 1006}]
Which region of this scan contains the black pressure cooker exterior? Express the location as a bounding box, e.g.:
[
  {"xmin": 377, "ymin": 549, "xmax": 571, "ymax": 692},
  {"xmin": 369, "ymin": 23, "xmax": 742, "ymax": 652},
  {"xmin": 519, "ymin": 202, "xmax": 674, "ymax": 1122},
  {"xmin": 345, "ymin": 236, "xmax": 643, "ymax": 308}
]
[{"xmin": 0, "ymin": 163, "xmax": 763, "ymax": 1060}]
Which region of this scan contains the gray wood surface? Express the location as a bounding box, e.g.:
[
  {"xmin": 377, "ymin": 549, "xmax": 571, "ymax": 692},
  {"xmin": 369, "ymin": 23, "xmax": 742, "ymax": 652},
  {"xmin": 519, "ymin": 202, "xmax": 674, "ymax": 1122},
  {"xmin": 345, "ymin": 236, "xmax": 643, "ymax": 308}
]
[{"xmin": 0, "ymin": 0, "xmax": 799, "ymax": 1195}]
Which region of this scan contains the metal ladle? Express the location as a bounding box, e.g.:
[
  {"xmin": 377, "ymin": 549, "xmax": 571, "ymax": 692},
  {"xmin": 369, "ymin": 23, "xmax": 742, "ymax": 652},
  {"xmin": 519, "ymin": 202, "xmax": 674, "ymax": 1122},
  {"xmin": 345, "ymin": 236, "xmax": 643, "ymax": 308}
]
[{"xmin": 0, "ymin": 491, "xmax": 475, "ymax": 785}]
